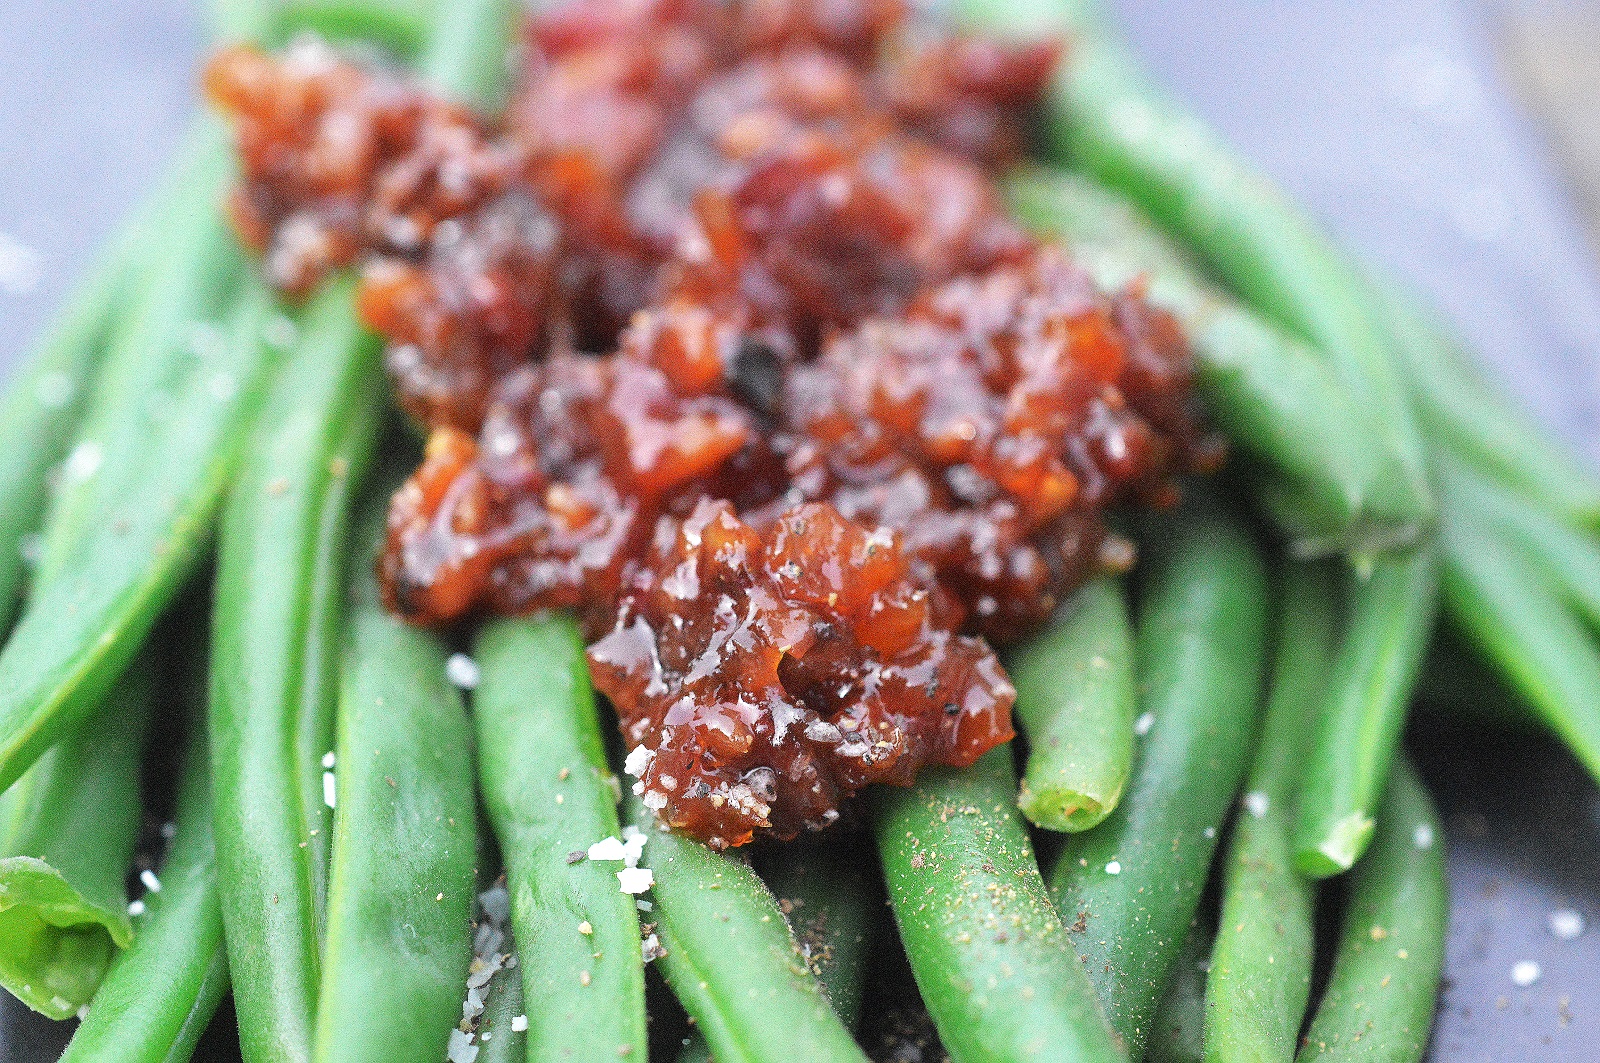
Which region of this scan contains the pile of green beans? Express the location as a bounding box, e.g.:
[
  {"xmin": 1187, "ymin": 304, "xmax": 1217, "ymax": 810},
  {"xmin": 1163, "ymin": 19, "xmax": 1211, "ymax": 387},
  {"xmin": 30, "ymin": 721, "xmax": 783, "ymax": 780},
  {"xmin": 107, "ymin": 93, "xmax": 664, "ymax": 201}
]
[{"xmin": 9, "ymin": 0, "xmax": 1600, "ymax": 1058}]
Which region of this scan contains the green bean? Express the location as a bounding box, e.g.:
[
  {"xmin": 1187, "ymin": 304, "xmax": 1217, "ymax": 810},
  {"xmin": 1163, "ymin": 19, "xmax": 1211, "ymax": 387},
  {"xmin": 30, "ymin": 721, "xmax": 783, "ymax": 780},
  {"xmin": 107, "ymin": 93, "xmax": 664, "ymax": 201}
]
[
  {"xmin": 1437, "ymin": 507, "xmax": 1600, "ymax": 782},
  {"xmin": 1291, "ymin": 549, "xmax": 1437, "ymax": 877},
  {"xmin": 312, "ymin": 472, "xmax": 477, "ymax": 1063},
  {"xmin": 1048, "ymin": 497, "xmax": 1268, "ymax": 1058},
  {"xmin": 421, "ymin": 0, "xmax": 519, "ymax": 108},
  {"xmin": 755, "ymin": 837, "xmax": 877, "ymax": 1030},
  {"xmin": 60, "ymin": 718, "xmax": 228, "ymax": 1063},
  {"xmin": 877, "ymin": 747, "xmax": 1125, "ymax": 1063},
  {"xmin": 0, "ymin": 656, "xmax": 152, "ymax": 1018},
  {"xmin": 0, "ymin": 135, "xmax": 207, "ymax": 635},
  {"xmin": 1377, "ymin": 292, "xmax": 1600, "ymax": 530},
  {"xmin": 474, "ymin": 914, "xmax": 527, "ymax": 1063},
  {"xmin": 1010, "ymin": 577, "xmax": 1136, "ymax": 832},
  {"xmin": 679, "ymin": 836, "xmax": 878, "ymax": 1063},
  {"xmin": 639, "ymin": 800, "xmax": 868, "ymax": 1063},
  {"xmin": 957, "ymin": 0, "xmax": 1434, "ymax": 528},
  {"xmin": 1147, "ymin": 925, "xmax": 1212, "ymax": 1063},
  {"xmin": 0, "ymin": 141, "xmax": 269, "ymax": 795},
  {"xmin": 1439, "ymin": 456, "xmax": 1600, "ymax": 632},
  {"xmin": 1205, "ymin": 564, "xmax": 1339, "ymax": 1063},
  {"xmin": 209, "ymin": 279, "xmax": 380, "ymax": 1063},
  {"xmin": 1297, "ymin": 759, "xmax": 1445, "ymax": 1062},
  {"xmin": 271, "ymin": 0, "xmax": 437, "ymax": 54},
  {"xmin": 472, "ymin": 615, "xmax": 646, "ymax": 1062},
  {"xmin": 1005, "ymin": 168, "xmax": 1423, "ymax": 557}
]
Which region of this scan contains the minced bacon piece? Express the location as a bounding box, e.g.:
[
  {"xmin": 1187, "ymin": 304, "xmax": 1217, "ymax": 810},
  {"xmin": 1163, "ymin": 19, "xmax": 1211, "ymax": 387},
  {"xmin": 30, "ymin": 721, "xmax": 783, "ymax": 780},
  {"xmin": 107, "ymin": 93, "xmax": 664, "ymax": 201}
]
[
  {"xmin": 783, "ymin": 246, "xmax": 1215, "ymax": 641},
  {"xmin": 588, "ymin": 499, "xmax": 1013, "ymax": 849}
]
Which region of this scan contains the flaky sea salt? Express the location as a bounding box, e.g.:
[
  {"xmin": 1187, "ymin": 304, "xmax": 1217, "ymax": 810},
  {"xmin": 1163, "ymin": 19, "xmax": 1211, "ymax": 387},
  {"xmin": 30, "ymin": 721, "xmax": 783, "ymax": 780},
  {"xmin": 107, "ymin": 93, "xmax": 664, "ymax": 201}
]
[
  {"xmin": 1511, "ymin": 960, "xmax": 1541, "ymax": 987},
  {"xmin": 323, "ymin": 771, "xmax": 337, "ymax": 809},
  {"xmin": 511, "ymin": 1015, "xmax": 529, "ymax": 1033},
  {"xmin": 140, "ymin": 869, "xmax": 162, "ymax": 894},
  {"xmin": 624, "ymin": 744, "xmax": 654, "ymax": 777},
  {"xmin": 1243, "ymin": 791, "xmax": 1270, "ymax": 819},
  {"xmin": 1133, "ymin": 712, "xmax": 1156, "ymax": 737},
  {"xmin": 446, "ymin": 653, "xmax": 482, "ymax": 690},
  {"xmin": 588, "ymin": 836, "xmax": 628, "ymax": 862},
  {"xmin": 447, "ymin": 1027, "xmax": 480, "ymax": 1062},
  {"xmin": 1412, "ymin": 823, "xmax": 1435, "ymax": 850},
  {"xmin": 1105, "ymin": 861, "xmax": 1122, "ymax": 875},
  {"xmin": 617, "ymin": 867, "xmax": 654, "ymax": 894}
]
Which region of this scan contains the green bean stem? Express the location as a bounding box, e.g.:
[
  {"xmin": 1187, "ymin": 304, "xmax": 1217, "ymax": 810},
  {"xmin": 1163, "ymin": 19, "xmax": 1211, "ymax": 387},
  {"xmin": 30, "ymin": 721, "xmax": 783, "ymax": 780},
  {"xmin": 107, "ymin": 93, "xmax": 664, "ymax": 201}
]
[
  {"xmin": 473, "ymin": 615, "xmax": 647, "ymax": 1062},
  {"xmin": 210, "ymin": 279, "xmax": 380, "ymax": 1063},
  {"xmin": 1010, "ymin": 577, "xmax": 1136, "ymax": 832},
  {"xmin": 1297, "ymin": 759, "xmax": 1446, "ymax": 1062},
  {"xmin": 311, "ymin": 482, "xmax": 478, "ymax": 1063},
  {"xmin": 878, "ymin": 747, "xmax": 1126, "ymax": 1063},
  {"xmin": 640, "ymin": 801, "xmax": 868, "ymax": 1063},
  {"xmin": 1204, "ymin": 564, "xmax": 1340, "ymax": 1063},
  {"xmin": 0, "ymin": 657, "xmax": 152, "ymax": 1018},
  {"xmin": 60, "ymin": 719, "xmax": 228, "ymax": 1063},
  {"xmin": 1048, "ymin": 497, "xmax": 1269, "ymax": 1058},
  {"xmin": 1292, "ymin": 549, "xmax": 1438, "ymax": 877}
]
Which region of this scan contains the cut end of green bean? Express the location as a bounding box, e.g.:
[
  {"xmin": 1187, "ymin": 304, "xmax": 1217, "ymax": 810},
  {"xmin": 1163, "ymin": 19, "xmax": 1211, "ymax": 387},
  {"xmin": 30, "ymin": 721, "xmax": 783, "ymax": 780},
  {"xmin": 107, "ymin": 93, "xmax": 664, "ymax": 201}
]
[
  {"xmin": 0, "ymin": 856, "xmax": 132, "ymax": 1018},
  {"xmin": 1018, "ymin": 780, "xmax": 1122, "ymax": 832},
  {"xmin": 1295, "ymin": 812, "xmax": 1374, "ymax": 878}
]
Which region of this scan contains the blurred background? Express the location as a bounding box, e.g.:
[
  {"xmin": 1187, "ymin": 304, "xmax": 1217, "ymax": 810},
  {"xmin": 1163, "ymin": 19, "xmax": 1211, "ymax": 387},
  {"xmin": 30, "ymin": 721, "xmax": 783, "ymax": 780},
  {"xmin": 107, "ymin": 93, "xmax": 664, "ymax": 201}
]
[{"xmin": 2, "ymin": 1, "xmax": 1599, "ymax": 1060}]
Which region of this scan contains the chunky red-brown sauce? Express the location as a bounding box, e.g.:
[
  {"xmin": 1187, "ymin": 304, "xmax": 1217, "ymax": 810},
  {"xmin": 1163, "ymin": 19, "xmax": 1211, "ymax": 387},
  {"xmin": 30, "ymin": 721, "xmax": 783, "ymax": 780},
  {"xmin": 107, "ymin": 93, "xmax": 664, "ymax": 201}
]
[{"xmin": 207, "ymin": 0, "xmax": 1215, "ymax": 848}]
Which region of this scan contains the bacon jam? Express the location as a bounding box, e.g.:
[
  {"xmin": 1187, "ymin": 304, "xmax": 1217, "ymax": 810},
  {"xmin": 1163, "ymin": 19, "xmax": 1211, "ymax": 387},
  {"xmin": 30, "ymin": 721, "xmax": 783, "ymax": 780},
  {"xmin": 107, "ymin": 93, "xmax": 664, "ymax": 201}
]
[{"xmin": 206, "ymin": 0, "xmax": 1217, "ymax": 848}]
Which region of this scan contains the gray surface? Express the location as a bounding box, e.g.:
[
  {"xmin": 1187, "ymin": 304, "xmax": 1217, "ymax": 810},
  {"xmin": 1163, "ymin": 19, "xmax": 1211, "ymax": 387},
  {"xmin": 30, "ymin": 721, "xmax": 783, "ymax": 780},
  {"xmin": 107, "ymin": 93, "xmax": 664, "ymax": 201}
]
[{"xmin": 3, "ymin": 0, "xmax": 1600, "ymax": 1060}]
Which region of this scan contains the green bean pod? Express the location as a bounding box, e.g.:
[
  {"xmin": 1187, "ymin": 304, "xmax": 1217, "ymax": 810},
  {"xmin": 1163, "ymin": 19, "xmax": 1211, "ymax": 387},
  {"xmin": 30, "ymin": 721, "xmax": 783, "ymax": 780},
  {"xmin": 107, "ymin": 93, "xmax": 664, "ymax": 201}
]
[
  {"xmin": 269, "ymin": 0, "xmax": 437, "ymax": 54},
  {"xmin": 1048, "ymin": 497, "xmax": 1268, "ymax": 1058},
  {"xmin": 877, "ymin": 747, "xmax": 1126, "ymax": 1063},
  {"xmin": 1010, "ymin": 577, "xmax": 1136, "ymax": 832},
  {"xmin": 0, "ymin": 137, "xmax": 207, "ymax": 635},
  {"xmin": 1204, "ymin": 564, "xmax": 1340, "ymax": 1063},
  {"xmin": 419, "ymin": 0, "xmax": 519, "ymax": 107},
  {"xmin": 60, "ymin": 719, "xmax": 228, "ymax": 1063},
  {"xmin": 0, "ymin": 156, "xmax": 265, "ymax": 802},
  {"xmin": 1292, "ymin": 549, "xmax": 1438, "ymax": 877},
  {"xmin": 1005, "ymin": 169, "xmax": 1421, "ymax": 557},
  {"xmin": 1296, "ymin": 759, "xmax": 1446, "ymax": 1062},
  {"xmin": 1439, "ymin": 456, "xmax": 1600, "ymax": 632},
  {"xmin": 640, "ymin": 801, "xmax": 867, "ymax": 1063},
  {"xmin": 1147, "ymin": 925, "xmax": 1213, "ymax": 1063},
  {"xmin": 679, "ymin": 835, "xmax": 878, "ymax": 1063},
  {"xmin": 472, "ymin": 615, "xmax": 647, "ymax": 1062},
  {"xmin": 1437, "ymin": 507, "xmax": 1600, "ymax": 781},
  {"xmin": 311, "ymin": 491, "xmax": 478, "ymax": 1063},
  {"xmin": 209, "ymin": 279, "xmax": 380, "ymax": 1063},
  {"xmin": 1377, "ymin": 292, "xmax": 1600, "ymax": 530},
  {"xmin": 0, "ymin": 656, "xmax": 152, "ymax": 1018},
  {"xmin": 474, "ymin": 943, "xmax": 527, "ymax": 1063},
  {"xmin": 754, "ymin": 837, "xmax": 877, "ymax": 1030}
]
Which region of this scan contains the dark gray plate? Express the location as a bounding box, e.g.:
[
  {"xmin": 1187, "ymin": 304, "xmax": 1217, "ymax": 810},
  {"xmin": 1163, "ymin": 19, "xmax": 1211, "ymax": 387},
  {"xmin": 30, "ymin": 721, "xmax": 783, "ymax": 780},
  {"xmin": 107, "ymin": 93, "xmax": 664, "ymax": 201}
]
[{"xmin": 1, "ymin": 1, "xmax": 1597, "ymax": 1059}]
